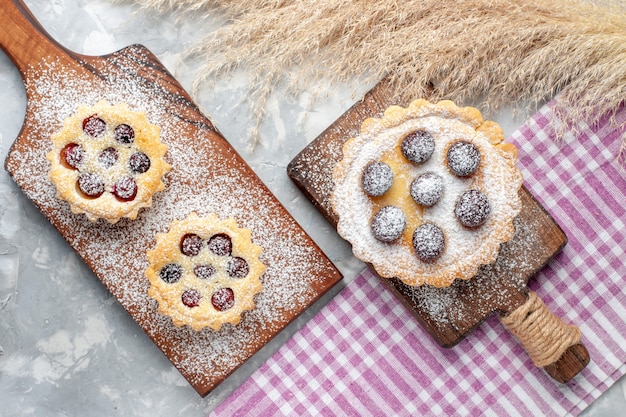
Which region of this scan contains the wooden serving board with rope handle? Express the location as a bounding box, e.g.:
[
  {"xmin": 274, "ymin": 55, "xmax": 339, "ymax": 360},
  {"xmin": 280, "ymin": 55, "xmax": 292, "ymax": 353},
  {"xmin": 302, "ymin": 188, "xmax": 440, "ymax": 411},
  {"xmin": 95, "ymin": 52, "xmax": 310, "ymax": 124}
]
[
  {"xmin": 287, "ymin": 79, "xmax": 590, "ymax": 382},
  {"xmin": 1, "ymin": 0, "xmax": 342, "ymax": 396}
]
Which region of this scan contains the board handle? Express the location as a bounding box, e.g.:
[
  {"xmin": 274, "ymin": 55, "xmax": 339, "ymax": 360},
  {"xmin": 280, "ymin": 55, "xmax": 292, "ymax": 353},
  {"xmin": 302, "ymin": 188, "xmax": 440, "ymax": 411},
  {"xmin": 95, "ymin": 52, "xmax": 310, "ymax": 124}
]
[
  {"xmin": 499, "ymin": 291, "xmax": 590, "ymax": 383},
  {"xmin": 0, "ymin": 0, "xmax": 68, "ymax": 75}
]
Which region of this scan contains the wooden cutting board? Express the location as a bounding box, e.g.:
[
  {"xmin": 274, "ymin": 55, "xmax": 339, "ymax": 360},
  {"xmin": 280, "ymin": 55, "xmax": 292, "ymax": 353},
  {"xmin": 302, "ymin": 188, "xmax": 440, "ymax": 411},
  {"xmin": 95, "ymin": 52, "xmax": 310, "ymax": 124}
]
[
  {"xmin": 1, "ymin": 0, "xmax": 342, "ymax": 396},
  {"xmin": 287, "ymin": 79, "xmax": 590, "ymax": 382}
]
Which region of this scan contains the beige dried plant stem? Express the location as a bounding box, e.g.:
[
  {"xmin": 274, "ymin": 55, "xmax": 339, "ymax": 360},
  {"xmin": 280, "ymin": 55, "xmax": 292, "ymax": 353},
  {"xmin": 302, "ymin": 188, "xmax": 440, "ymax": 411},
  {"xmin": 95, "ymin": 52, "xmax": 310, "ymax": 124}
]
[{"xmin": 119, "ymin": 0, "xmax": 626, "ymax": 151}]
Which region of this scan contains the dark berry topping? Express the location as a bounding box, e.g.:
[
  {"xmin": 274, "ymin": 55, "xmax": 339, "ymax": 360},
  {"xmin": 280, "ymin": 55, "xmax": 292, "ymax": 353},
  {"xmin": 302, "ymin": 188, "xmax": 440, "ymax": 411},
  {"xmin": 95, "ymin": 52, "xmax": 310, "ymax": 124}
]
[
  {"xmin": 208, "ymin": 233, "xmax": 232, "ymax": 256},
  {"xmin": 82, "ymin": 115, "xmax": 106, "ymax": 137},
  {"xmin": 129, "ymin": 152, "xmax": 151, "ymax": 174},
  {"xmin": 401, "ymin": 130, "xmax": 435, "ymax": 164},
  {"xmin": 180, "ymin": 233, "xmax": 203, "ymax": 257},
  {"xmin": 361, "ymin": 161, "xmax": 394, "ymax": 197},
  {"xmin": 98, "ymin": 147, "xmax": 119, "ymax": 168},
  {"xmin": 60, "ymin": 143, "xmax": 84, "ymax": 170},
  {"xmin": 410, "ymin": 172, "xmax": 444, "ymax": 207},
  {"xmin": 159, "ymin": 263, "xmax": 182, "ymax": 283},
  {"xmin": 77, "ymin": 172, "xmax": 105, "ymax": 198},
  {"xmin": 455, "ymin": 189, "xmax": 491, "ymax": 228},
  {"xmin": 412, "ymin": 223, "xmax": 446, "ymax": 262},
  {"xmin": 447, "ymin": 141, "xmax": 481, "ymax": 177},
  {"xmin": 112, "ymin": 176, "xmax": 138, "ymax": 202},
  {"xmin": 370, "ymin": 205, "xmax": 406, "ymax": 243},
  {"xmin": 114, "ymin": 124, "xmax": 135, "ymax": 144},
  {"xmin": 227, "ymin": 257, "xmax": 249, "ymax": 278},
  {"xmin": 211, "ymin": 288, "xmax": 235, "ymax": 311},
  {"xmin": 194, "ymin": 264, "xmax": 216, "ymax": 280},
  {"xmin": 181, "ymin": 289, "xmax": 202, "ymax": 308}
]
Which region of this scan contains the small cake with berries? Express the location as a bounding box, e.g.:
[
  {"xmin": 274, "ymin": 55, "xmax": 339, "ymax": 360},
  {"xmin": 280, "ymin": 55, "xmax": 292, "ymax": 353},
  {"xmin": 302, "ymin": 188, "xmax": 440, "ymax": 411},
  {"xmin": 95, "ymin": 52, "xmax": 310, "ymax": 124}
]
[
  {"xmin": 331, "ymin": 99, "xmax": 523, "ymax": 288},
  {"xmin": 146, "ymin": 212, "xmax": 265, "ymax": 331},
  {"xmin": 46, "ymin": 101, "xmax": 170, "ymax": 223}
]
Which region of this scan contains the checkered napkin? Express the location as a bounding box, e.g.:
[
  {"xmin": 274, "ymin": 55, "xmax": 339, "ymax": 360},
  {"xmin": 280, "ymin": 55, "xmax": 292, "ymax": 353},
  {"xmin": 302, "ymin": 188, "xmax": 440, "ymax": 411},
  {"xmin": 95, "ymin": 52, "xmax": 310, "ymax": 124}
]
[{"xmin": 211, "ymin": 103, "xmax": 626, "ymax": 416}]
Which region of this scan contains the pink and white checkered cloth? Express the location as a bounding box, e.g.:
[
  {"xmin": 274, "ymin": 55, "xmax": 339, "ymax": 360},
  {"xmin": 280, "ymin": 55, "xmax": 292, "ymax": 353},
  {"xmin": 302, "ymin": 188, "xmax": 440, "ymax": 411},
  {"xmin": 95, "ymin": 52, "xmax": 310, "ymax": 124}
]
[{"xmin": 212, "ymin": 103, "xmax": 626, "ymax": 416}]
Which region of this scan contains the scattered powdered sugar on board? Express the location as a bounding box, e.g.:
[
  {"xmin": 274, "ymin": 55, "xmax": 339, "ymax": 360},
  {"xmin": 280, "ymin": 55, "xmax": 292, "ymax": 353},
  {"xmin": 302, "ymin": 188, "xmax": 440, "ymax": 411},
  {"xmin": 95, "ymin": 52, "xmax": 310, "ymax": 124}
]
[{"xmin": 5, "ymin": 47, "xmax": 339, "ymax": 392}]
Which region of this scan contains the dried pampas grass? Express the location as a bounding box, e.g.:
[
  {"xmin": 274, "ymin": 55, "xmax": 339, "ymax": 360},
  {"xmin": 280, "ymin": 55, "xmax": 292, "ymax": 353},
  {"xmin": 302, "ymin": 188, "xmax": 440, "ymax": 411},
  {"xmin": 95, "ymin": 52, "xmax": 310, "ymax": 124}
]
[{"xmin": 121, "ymin": 0, "xmax": 626, "ymax": 151}]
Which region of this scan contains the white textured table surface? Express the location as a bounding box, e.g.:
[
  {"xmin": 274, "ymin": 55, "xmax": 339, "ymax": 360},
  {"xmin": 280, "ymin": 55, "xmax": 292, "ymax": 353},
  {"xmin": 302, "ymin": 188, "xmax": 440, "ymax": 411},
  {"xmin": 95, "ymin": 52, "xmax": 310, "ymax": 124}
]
[{"xmin": 0, "ymin": 1, "xmax": 624, "ymax": 416}]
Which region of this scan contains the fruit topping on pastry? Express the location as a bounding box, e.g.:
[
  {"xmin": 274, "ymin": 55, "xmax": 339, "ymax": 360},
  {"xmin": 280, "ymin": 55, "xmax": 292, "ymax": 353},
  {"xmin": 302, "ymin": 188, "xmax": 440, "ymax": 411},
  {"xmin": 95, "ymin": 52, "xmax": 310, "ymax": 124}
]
[
  {"xmin": 146, "ymin": 212, "xmax": 265, "ymax": 331},
  {"xmin": 446, "ymin": 140, "xmax": 481, "ymax": 177},
  {"xmin": 361, "ymin": 161, "xmax": 394, "ymax": 197},
  {"xmin": 47, "ymin": 101, "xmax": 170, "ymax": 223},
  {"xmin": 401, "ymin": 129, "xmax": 435, "ymax": 164},
  {"xmin": 410, "ymin": 172, "xmax": 444, "ymax": 207}
]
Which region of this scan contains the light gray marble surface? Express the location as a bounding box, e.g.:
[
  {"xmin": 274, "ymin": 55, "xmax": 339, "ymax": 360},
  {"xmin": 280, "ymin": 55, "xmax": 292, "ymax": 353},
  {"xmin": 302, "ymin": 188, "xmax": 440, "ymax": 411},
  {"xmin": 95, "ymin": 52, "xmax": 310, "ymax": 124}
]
[{"xmin": 0, "ymin": 1, "xmax": 624, "ymax": 416}]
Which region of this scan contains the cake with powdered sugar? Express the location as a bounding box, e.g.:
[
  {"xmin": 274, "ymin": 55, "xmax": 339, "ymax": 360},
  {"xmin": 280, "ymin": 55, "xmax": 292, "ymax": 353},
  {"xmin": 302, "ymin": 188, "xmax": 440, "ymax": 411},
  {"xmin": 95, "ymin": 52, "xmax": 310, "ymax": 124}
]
[
  {"xmin": 46, "ymin": 101, "xmax": 170, "ymax": 223},
  {"xmin": 145, "ymin": 212, "xmax": 265, "ymax": 331},
  {"xmin": 331, "ymin": 99, "xmax": 524, "ymax": 288}
]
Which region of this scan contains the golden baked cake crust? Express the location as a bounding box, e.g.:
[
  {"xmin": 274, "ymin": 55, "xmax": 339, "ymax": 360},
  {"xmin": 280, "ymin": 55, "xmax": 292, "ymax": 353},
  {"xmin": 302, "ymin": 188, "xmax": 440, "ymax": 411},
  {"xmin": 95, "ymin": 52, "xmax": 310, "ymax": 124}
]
[
  {"xmin": 46, "ymin": 101, "xmax": 170, "ymax": 223},
  {"xmin": 332, "ymin": 99, "xmax": 523, "ymax": 288},
  {"xmin": 146, "ymin": 212, "xmax": 265, "ymax": 331}
]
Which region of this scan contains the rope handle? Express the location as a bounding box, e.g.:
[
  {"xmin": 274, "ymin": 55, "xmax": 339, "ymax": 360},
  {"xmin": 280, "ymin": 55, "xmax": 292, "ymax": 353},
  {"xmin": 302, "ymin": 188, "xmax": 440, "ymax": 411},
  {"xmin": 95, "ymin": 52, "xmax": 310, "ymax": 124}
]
[{"xmin": 499, "ymin": 291, "xmax": 582, "ymax": 368}]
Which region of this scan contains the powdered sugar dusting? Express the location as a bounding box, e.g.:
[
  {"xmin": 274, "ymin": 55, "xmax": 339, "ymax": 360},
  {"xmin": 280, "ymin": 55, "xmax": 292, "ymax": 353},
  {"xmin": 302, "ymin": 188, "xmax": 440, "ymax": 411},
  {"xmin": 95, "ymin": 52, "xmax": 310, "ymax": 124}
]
[
  {"xmin": 410, "ymin": 172, "xmax": 444, "ymax": 207},
  {"xmin": 370, "ymin": 205, "xmax": 406, "ymax": 242},
  {"xmin": 5, "ymin": 47, "xmax": 339, "ymax": 392},
  {"xmin": 332, "ymin": 105, "xmax": 524, "ymax": 287}
]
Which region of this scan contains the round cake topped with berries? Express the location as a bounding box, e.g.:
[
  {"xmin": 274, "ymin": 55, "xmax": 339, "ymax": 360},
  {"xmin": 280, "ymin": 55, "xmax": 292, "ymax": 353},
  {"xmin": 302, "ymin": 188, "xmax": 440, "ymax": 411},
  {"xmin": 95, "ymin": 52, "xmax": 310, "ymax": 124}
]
[
  {"xmin": 46, "ymin": 101, "xmax": 170, "ymax": 223},
  {"xmin": 331, "ymin": 99, "xmax": 524, "ymax": 288},
  {"xmin": 146, "ymin": 212, "xmax": 265, "ymax": 331}
]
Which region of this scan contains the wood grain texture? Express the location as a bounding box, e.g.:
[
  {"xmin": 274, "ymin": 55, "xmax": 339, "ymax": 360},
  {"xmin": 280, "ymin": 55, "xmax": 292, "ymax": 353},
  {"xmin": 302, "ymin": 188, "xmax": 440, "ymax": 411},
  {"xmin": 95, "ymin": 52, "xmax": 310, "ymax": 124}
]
[
  {"xmin": 2, "ymin": 0, "xmax": 342, "ymax": 396},
  {"xmin": 287, "ymin": 80, "xmax": 590, "ymax": 382}
]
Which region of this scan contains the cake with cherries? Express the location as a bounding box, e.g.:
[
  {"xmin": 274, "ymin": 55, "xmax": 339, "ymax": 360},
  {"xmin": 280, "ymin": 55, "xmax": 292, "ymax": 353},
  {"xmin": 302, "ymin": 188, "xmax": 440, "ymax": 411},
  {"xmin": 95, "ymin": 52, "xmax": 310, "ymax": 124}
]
[
  {"xmin": 46, "ymin": 101, "xmax": 170, "ymax": 223},
  {"xmin": 146, "ymin": 212, "xmax": 265, "ymax": 331},
  {"xmin": 331, "ymin": 99, "xmax": 523, "ymax": 288}
]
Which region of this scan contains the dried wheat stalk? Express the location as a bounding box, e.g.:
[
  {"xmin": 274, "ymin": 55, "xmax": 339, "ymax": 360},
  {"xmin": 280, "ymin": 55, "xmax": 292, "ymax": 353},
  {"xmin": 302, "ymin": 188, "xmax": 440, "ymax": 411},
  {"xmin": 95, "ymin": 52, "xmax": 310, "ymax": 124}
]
[{"xmin": 119, "ymin": 0, "xmax": 626, "ymax": 152}]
